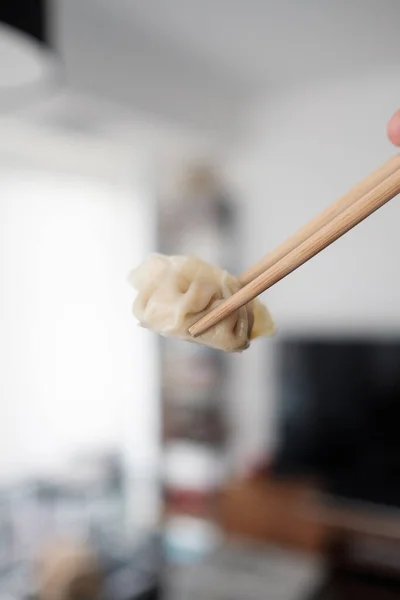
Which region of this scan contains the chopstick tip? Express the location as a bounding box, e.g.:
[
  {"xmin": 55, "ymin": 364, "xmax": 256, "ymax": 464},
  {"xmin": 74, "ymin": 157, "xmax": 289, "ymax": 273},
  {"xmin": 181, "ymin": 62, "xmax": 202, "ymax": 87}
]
[{"xmin": 188, "ymin": 323, "xmax": 200, "ymax": 337}]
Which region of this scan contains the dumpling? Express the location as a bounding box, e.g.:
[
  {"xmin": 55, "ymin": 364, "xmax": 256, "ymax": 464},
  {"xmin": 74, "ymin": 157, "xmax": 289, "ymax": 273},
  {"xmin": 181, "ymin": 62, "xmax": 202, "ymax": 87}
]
[{"xmin": 129, "ymin": 254, "xmax": 275, "ymax": 353}]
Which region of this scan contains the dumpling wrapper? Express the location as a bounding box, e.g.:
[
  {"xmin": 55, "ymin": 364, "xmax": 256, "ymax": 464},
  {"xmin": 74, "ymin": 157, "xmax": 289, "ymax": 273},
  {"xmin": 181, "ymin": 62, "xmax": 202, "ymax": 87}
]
[{"xmin": 129, "ymin": 254, "xmax": 275, "ymax": 352}]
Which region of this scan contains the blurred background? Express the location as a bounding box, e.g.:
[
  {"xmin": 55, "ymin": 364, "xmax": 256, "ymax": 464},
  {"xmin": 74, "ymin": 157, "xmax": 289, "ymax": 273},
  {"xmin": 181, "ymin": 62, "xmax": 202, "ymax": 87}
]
[{"xmin": 1, "ymin": 1, "xmax": 400, "ymax": 599}]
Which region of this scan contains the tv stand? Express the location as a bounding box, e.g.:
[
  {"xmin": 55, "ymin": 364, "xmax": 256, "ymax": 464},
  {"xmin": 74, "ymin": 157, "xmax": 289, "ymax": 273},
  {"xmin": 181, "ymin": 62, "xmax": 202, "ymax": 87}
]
[
  {"xmin": 220, "ymin": 477, "xmax": 400, "ymax": 599},
  {"xmin": 307, "ymin": 493, "xmax": 400, "ymax": 598}
]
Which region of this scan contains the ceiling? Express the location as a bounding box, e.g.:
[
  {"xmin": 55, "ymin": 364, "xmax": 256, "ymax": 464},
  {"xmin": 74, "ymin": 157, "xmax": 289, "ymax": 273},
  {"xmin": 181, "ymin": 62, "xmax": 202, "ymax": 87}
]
[
  {"xmin": 88, "ymin": 0, "xmax": 400, "ymax": 86},
  {"xmin": 14, "ymin": 0, "xmax": 400, "ymax": 145}
]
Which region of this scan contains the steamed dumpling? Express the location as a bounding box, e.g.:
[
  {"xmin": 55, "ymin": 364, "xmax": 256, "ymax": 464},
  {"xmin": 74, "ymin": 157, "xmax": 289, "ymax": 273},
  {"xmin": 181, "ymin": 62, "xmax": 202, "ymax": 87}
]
[{"xmin": 129, "ymin": 254, "xmax": 275, "ymax": 352}]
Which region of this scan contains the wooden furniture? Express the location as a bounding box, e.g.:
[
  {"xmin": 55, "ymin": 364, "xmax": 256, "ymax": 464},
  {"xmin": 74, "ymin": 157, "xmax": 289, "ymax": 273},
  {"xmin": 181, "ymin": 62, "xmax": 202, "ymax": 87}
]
[
  {"xmin": 220, "ymin": 477, "xmax": 400, "ymax": 599},
  {"xmin": 219, "ymin": 478, "xmax": 328, "ymax": 554}
]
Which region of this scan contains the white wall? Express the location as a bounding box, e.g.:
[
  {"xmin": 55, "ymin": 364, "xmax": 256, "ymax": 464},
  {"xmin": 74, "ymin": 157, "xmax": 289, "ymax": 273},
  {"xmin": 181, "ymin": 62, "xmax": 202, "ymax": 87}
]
[{"xmin": 228, "ymin": 67, "xmax": 400, "ymax": 469}]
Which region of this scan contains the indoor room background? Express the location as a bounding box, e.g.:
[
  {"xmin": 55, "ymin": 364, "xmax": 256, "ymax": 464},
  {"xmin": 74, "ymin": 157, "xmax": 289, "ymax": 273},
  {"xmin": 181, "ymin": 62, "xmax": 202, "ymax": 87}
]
[{"xmin": 1, "ymin": 1, "xmax": 400, "ymax": 599}]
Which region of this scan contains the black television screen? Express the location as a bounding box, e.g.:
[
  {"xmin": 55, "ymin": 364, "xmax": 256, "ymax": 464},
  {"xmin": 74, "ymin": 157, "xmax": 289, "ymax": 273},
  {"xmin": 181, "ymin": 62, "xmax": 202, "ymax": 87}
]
[{"xmin": 272, "ymin": 337, "xmax": 400, "ymax": 508}]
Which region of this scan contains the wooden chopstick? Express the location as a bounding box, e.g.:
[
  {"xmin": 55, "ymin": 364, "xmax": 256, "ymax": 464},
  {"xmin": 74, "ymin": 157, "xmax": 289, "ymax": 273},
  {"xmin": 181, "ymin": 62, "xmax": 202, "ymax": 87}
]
[
  {"xmin": 239, "ymin": 154, "xmax": 400, "ymax": 286},
  {"xmin": 189, "ymin": 157, "xmax": 400, "ymax": 338}
]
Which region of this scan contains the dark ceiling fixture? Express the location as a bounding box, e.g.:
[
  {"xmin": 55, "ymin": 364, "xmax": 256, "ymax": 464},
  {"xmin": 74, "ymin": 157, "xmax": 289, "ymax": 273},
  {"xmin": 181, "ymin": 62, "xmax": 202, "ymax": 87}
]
[{"xmin": 0, "ymin": 0, "xmax": 61, "ymax": 111}]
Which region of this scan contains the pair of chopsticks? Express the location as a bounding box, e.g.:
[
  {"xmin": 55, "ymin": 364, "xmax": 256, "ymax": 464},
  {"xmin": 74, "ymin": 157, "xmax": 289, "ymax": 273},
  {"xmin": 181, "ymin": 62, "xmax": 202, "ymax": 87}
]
[{"xmin": 189, "ymin": 154, "xmax": 400, "ymax": 338}]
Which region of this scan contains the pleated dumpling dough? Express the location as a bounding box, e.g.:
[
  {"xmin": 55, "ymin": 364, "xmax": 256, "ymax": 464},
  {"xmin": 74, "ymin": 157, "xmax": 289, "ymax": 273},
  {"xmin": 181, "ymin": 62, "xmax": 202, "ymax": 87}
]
[{"xmin": 129, "ymin": 254, "xmax": 275, "ymax": 352}]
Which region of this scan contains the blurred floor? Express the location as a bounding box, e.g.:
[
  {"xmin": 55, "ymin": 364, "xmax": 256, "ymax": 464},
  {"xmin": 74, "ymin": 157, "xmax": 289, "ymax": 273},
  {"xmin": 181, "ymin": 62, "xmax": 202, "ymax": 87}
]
[{"xmin": 164, "ymin": 541, "xmax": 324, "ymax": 600}]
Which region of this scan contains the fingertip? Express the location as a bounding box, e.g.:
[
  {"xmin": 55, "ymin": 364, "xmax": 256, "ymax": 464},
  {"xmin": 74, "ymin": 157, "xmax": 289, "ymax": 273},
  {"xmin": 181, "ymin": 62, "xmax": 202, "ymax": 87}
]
[{"xmin": 387, "ymin": 110, "xmax": 400, "ymax": 147}]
